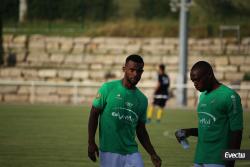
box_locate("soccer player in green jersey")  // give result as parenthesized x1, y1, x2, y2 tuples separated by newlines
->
(176, 61, 243, 167)
(88, 54, 162, 167)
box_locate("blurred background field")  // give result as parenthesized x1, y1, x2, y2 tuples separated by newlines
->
(0, 104, 249, 167)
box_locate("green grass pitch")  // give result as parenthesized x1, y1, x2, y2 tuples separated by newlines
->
(0, 104, 249, 167)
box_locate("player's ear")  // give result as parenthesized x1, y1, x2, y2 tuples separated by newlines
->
(122, 66, 125, 72)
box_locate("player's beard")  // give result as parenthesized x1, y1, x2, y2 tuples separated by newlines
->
(127, 76, 140, 87)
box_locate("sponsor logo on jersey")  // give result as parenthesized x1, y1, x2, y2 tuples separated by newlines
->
(111, 107, 138, 124)
(112, 112, 134, 123)
(199, 112, 216, 127)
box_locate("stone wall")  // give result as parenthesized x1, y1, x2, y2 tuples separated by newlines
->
(1, 35, 250, 108)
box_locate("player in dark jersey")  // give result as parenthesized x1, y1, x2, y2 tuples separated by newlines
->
(147, 64, 170, 123)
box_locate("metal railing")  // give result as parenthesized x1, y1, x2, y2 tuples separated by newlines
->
(1, 80, 250, 105)
(0, 80, 101, 104)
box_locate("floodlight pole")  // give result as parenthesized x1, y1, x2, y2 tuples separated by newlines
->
(177, 0, 189, 107)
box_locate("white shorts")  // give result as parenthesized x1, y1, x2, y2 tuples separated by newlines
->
(194, 163, 225, 167)
(100, 151, 144, 167)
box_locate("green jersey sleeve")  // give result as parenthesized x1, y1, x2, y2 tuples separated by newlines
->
(226, 92, 243, 131)
(92, 83, 108, 110)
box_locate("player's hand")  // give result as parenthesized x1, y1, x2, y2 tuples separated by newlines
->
(88, 141, 99, 162)
(175, 129, 187, 143)
(151, 154, 162, 167)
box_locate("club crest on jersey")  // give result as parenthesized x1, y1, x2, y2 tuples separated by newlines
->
(115, 93, 122, 100)
(125, 102, 133, 108)
(210, 99, 216, 104)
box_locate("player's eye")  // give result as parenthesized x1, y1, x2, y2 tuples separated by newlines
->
(137, 69, 144, 73)
(130, 69, 135, 72)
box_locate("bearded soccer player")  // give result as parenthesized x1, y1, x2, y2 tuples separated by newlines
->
(88, 54, 161, 167)
(176, 61, 243, 167)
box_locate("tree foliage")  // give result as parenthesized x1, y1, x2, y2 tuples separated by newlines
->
(1, 0, 19, 22)
(27, 0, 118, 21)
(136, 0, 175, 19)
(231, 0, 250, 15)
(195, 0, 246, 19)
(0, 0, 9, 65)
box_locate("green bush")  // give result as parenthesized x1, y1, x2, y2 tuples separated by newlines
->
(136, 0, 177, 19)
(232, 0, 250, 15)
(1, 0, 19, 22)
(84, 0, 119, 21)
(193, 0, 250, 21)
(27, 0, 118, 21)
(0, 15, 3, 65)
(28, 0, 60, 20)
(194, 0, 235, 19)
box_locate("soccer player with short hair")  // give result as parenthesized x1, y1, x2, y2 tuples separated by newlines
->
(176, 61, 243, 167)
(88, 54, 162, 167)
(147, 64, 170, 123)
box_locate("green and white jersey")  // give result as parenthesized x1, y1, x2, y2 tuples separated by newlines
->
(194, 84, 243, 164)
(92, 80, 148, 155)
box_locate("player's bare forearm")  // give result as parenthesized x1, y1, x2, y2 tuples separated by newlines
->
(136, 122, 156, 155)
(229, 130, 242, 149)
(184, 128, 198, 137)
(175, 128, 197, 143)
(225, 130, 243, 167)
(136, 122, 162, 167)
(88, 106, 101, 162)
(88, 106, 100, 143)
